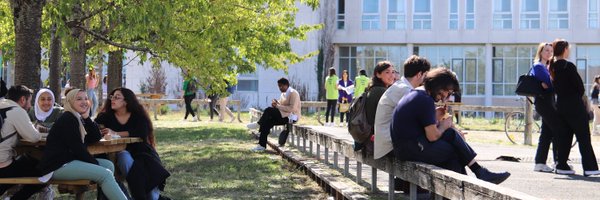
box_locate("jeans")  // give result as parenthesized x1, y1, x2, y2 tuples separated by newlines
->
(117, 151, 160, 200)
(52, 159, 127, 200)
(87, 88, 98, 117)
(325, 100, 336, 123)
(184, 94, 196, 119)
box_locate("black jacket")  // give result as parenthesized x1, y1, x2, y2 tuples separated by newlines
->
(38, 112, 102, 174)
(126, 143, 170, 199)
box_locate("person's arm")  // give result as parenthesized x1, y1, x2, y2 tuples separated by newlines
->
(57, 113, 99, 165)
(532, 64, 551, 89)
(277, 91, 300, 114)
(568, 63, 585, 97)
(11, 109, 43, 142)
(424, 117, 452, 142)
(82, 117, 101, 144)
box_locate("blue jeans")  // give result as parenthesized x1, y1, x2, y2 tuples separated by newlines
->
(87, 88, 98, 117)
(52, 159, 127, 200)
(117, 151, 160, 200)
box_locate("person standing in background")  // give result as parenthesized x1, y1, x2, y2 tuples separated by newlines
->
(590, 75, 600, 135)
(337, 70, 353, 127)
(218, 80, 236, 123)
(354, 69, 369, 98)
(324, 67, 339, 127)
(182, 76, 198, 122)
(85, 67, 98, 117)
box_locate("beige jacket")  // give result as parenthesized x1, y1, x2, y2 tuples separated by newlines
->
(277, 87, 302, 121)
(374, 77, 413, 159)
(0, 99, 44, 167)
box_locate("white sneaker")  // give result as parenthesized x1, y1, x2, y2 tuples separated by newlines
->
(555, 165, 576, 175)
(331, 122, 337, 127)
(246, 122, 259, 130)
(533, 164, 554, 173)
(324, 122, 329, 127)
(251, 145, 266, 152)
(584, 170, 600, 176)
(191, 116, 198, 122)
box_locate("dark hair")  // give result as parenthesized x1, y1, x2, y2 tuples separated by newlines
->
(6, 85, 33, 103)
(403, 55, 431, 78)
(549, 39, 570, 79)
(328, 67, 336, 76)
(595, 75, 600, 84)
(341, 70, 349, 80)
(359, 69, 366, 76)
(423, 68, 460, 100)
(370, 61, 393, 88)
(100, 87, 155, 147)
(277, 77, 290, 86)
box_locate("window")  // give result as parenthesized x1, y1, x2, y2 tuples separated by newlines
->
(548, 0, 568, 29)
(237, 80, 258, 91)
(590, 0, 599, 28)
(337, 0, 345, 29)
(465, 0, 475, 29)
(362, 0, 380, 30)
(339, 46, 407, 78)
(414, 46, 486, 96)
(493, 0, 512, 29)
(520, 0, 540, 29)
(492, 46, 537, 96)
(576, 46, 600, 90)
(449, 0, 459, 29)
(413, 0, 431, 29)
(387, 0, 406, 30)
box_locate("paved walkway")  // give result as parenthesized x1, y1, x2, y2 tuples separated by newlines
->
(283, 126, 600, 200)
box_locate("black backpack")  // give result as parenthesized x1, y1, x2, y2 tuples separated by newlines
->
(347, 91, 372, 143)
(186, 80, 197, 93)
(0, 106, 16, 143)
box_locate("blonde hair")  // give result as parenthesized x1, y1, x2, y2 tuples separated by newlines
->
(64, 89, 87, 142)
(534, 42, 552, 65)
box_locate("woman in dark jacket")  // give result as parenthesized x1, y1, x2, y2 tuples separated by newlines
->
(550, 39, 600, 176)
(38, 89, 127, 200)
(96, 88, 169, 200)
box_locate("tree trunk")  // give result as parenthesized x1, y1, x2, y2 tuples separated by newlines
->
(96, 50, 104, 107)
(10, 0, 46, 89)
(319, 0, 336, 100)
(107, 49, 122, 92)
(69, 26, 86, 89)
(49, 23, 62, 101)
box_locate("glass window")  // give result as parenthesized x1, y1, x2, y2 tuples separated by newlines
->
(576, 46, 600, 90)
(465, 0, 475, 29)
(237, 80, 258, 91)
(449, 0, 459, 29)
(492, 45, 537, 96)
(339, 46, 407, 79)
(493, 0, 512, 29)
(362, 0, 380, 30)
(548, 0, 569, 29)
(520, 0, 540, 29)
(388, 0, 406, 30)
(337, 0, 345, 29)
(590, 0, 599, 28)
(413, 0, 431, 29)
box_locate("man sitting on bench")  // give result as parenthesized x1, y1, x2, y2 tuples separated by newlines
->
(390, 68, 511, 184)
(247, 77, 301, 152)
(0, 85, 47, 199)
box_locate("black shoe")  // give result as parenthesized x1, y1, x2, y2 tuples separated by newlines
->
(353, 142, 364, 151)
(474, 168, 511, 184)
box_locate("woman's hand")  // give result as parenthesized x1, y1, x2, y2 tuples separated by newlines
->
(541, 82, 548, 89)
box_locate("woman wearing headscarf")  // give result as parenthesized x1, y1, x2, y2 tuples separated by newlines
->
(28, 89, 63, 133)
(38, 89, 127, 200)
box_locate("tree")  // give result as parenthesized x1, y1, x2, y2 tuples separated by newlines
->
(10, 0, 45, 89)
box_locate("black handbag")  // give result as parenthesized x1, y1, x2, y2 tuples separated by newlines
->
(515, 69, 543, 97)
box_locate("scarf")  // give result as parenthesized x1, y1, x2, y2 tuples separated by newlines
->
(34, 89, 55, 122)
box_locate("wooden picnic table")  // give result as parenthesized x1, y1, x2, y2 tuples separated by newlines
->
(18, 137, 143, 155)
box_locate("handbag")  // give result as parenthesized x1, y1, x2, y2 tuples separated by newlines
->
(515, 68, 544, 97)
(339, 100, 350, 113)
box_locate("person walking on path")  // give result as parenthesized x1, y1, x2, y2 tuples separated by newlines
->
(218, 80, 236, 123)
(550, 39, 600, 176)
(182, 76, 198, 122)
(590, 75, 600, 135)
(324, 67, 339, 126)
(390, 67, 511, 184)
(530, 42, 563, 173)
(337, 70, 353, 127)
(86, 67, 99, 117)
(354, 69, 369, 99)
(247, 78, 301, 152)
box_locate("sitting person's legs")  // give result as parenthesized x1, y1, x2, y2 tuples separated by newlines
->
(0, 155, 45, 199)
(257, 107, 288, 148)
(52, 159, 127, 200)
(117, 151, 160, 199)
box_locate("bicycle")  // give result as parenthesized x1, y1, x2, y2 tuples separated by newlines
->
(504, 97, 541, 144)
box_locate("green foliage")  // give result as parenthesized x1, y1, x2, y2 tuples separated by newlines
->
(159, 104, 170, 115)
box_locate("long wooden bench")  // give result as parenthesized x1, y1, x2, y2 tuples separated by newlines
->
(249, 108, 539, 200)
(0, 177, 95, 200)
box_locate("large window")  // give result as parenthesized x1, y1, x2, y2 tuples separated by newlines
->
(362, 0, 380, 30)
(413, 46, 486, 96)
(337, 0, 345, 29)
(413, 0, 431, 29)
(548, 0, 569, 29)
(465, 0, 475, 29)
(449, 0, 459, 29)
(493, 0, 512, 29)
(238, 72, 259, 92)
(590, 0, 599, 28)
(576, 46, 600, 90)
(387, 0, 406, 30)
(338, 46, 407, 79)
(520, 0, 540, 29)
(492, 46, 536, 96)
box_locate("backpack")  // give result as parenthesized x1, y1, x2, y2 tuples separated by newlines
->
(0, 106, 15, 143)
(347, 91, 372, 143)
(186, 80, 197, 93)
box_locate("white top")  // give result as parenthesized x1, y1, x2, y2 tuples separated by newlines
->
(373, 76, 413, 159)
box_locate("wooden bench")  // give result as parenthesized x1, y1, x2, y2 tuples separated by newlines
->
(0, 177, 95, 200)
(248, 109, 539, 200)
